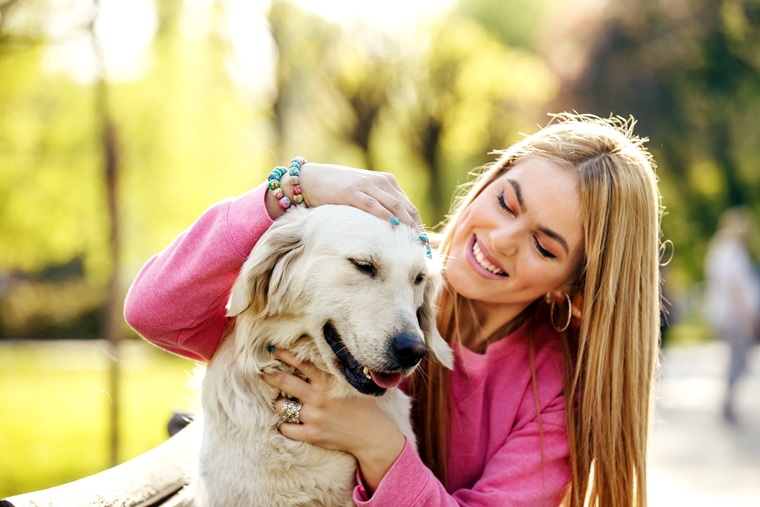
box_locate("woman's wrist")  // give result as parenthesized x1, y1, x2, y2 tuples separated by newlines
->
(295, 162, 320, 207)
(264, 158, 309, 220)
(264, 181, 289, 220)
(353, 420, 406, 495)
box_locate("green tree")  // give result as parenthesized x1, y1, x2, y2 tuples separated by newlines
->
(0, 0, 271, 337)
(390, 15, 560, 223)
(553, 0, 760, 280)
(267, 1, 560, 225)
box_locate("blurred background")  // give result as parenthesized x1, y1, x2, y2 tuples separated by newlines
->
(1, 0, 759, 503)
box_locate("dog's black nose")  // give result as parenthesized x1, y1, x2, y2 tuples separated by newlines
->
(391, 332, 427, 368)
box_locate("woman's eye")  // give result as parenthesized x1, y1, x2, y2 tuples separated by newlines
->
(498, 191, 515, 216)
(533, 237, 557, 260)
(350, 259, 377, 277)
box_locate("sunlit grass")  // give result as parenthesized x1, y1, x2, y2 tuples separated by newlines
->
(0, 339, 196, 498)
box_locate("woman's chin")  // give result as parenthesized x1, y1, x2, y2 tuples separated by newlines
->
(444, 260, 483, 300)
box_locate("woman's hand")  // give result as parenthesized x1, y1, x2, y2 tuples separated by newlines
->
(265, 162, 422, 230)
(262, 349, 406, 494)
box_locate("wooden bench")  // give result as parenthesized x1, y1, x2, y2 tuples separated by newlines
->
(2, 423, 199, 507)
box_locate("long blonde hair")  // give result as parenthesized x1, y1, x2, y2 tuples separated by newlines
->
(408, 113, 662, 507)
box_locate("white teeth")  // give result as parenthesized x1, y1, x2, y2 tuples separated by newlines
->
(363, 366, 372, 380)
(472, 241, 505, 275)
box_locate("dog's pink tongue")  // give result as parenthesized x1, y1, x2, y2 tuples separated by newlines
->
(370, 370, 402, 389)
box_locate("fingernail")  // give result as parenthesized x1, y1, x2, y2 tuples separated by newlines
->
(390, 216, 400, 226)
(267, 345, 276, 353)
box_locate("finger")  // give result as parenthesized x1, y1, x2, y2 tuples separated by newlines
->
(388, 199, 422, 230)
(379, 173, 422, 228)
(278, 421, 316, 444)
(375, 190, 419, 229)
(262, 370, 310, 399)
(350, 190, 420, 231)
(273, 349, 326, 383)
(274, 397, 307, 423)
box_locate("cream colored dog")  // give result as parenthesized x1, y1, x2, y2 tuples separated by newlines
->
(196, 205, 453, 507)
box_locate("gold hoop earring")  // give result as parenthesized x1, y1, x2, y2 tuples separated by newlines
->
(550, 292, 572, 332)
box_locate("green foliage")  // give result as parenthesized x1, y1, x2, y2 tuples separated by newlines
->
(416, 15, 559, 220)
(0, 44, 104, 277)
(3, 0, 745, 337)
(267, 2, 560, 224)
(454, 0, 551, 49)
(116, 0, 267, 277)
(0, 0, 272, 337)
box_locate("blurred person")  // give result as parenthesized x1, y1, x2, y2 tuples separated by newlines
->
(125, 114, 662, 507)
(704, 206, 760, 424)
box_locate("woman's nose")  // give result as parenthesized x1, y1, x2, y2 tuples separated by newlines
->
(491, 223, 520, 257)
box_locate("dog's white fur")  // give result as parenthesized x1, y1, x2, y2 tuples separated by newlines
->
(195, 205, 453, 507)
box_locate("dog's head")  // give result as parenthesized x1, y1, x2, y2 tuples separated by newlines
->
(227, 205, 453, 397)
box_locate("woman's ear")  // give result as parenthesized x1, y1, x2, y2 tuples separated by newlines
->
(548, 289, 567, 302)
(546, 289, 583, 329)
(420, 269, 454, 370)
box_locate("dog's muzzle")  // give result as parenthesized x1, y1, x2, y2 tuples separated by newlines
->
(323, 322, 423, 397)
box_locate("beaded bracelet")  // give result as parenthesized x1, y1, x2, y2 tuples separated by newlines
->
(267, 157, 308, 211)
(267, 165, 291, 210)
(288, 157, 307, 206)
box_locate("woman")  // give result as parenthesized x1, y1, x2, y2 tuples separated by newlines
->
(125, 113, 662, 506)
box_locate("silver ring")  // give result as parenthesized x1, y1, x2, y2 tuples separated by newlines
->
(281, 400, 302, 424)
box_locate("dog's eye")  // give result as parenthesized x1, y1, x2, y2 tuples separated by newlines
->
(350, 259, 377, 278)
(414, 273, 425, 285)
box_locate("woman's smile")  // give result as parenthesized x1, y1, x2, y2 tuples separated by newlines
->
(467, 236, 508, 278)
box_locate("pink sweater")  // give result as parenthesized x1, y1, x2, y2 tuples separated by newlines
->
(124, 184, 571, 506)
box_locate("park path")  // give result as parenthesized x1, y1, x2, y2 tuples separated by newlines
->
(648, 340, 760, 506)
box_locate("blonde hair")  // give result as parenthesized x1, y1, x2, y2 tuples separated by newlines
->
(408, 113, 662, 507)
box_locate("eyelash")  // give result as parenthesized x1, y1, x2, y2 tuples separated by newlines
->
(497, 190, 557, 260)
(533, 237, 557, 259)
(497, 190, 514, 216)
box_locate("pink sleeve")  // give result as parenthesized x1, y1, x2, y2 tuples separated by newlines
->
(354, 397, 569, 507)
(123, 183, 273, 362)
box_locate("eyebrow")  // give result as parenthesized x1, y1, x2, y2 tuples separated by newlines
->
(506, 178, 570, 255)
(539, 227, 569, 254)
(507, 179, 525, 210)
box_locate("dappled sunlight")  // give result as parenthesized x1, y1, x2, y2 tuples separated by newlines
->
(2, 0, 760, 501)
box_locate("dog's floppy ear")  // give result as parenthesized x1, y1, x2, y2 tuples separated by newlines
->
(228, 212, 307, 379)
(227, 213, 305, 318)
(419, 269, 454, 370)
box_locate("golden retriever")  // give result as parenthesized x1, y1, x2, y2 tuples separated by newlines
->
(195, 205, 453, 507)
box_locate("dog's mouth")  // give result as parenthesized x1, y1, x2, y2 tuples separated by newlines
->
(322, 322, 403, 397)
